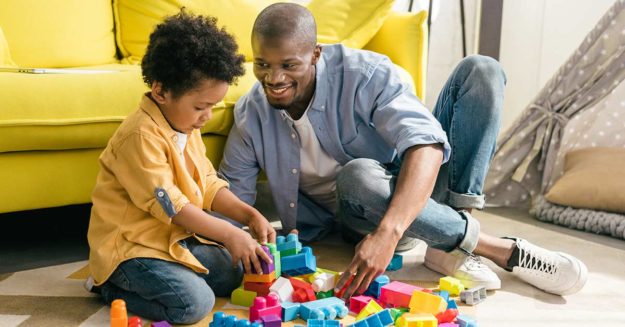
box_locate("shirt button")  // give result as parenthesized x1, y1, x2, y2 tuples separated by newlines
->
(292, 168, 298, 174)
(157, 191, 164, 197)
(291, 133, 296, 139)
(289, 202, 295, 208)
(172, 135, 178, 141)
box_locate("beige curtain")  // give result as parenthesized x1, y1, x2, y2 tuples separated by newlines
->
(484, 0, 625, 207)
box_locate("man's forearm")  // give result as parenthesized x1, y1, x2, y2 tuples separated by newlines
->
(377, 144, 444, 239)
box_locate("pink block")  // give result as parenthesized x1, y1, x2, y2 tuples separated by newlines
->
(349, 295, 376, 313)
(249, 294, 281, 322)
(439, 323, 460, 327)
(379, 281, 425, 308)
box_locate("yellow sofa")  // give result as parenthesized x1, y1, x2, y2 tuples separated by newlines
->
(0, 0, 427, 214)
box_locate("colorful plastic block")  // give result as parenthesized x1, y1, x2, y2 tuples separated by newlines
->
(395, 313, 437, 327)
(365, 275, 390, 298)
(459, 286, 487, 306)
(311, 272, 336, 292)
(447, 299, 457, 310)
(260, 314, 282, 327)
(244, 271, 276, 284)
(236, 320, 251, 327)
(456, 314, 478, 327)
(439, 277, 465, 296)
(110, 299, 127, 327)
(277, 233, 302, 256)
(355, 297, 383, 321)
(334, 273, 355, 299)
(300, 297, 349, 320)
(436, 309, 459, 324)
(249, 294, 281, 322)
(260, 245, 276, 274)
(267, 243, 281, 277)
(316, 290, 334, 299)
(349, 295, 377, 314)
(244, 281, 272, 296)
(289, 277, 317, 302)
(308, 319, 341, 327)
(390, 308, 409, 322)
(439, 323, 460, 327)
(151, 321, 173, 327)
(379, 281, 427, 308)
(270, 276, 294, 302)
(231, 286, 257, 307)
(347, 308, 393, 327)
(435, 290, 450, 302)
(408, 290, 447, 315)
(386, 254, 403, 271)
(281, 301, 301, 321)
(282, 246, 317, 276)
(128, 316, 142, 327)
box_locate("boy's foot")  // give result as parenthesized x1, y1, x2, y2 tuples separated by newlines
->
(504, 238, 587, 296)
(424, 247, 501, 290)
(84, 276, 101, 295)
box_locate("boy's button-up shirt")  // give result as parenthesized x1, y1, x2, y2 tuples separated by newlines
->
(219, 44, 450, 239)
(88, 95, 228, 285)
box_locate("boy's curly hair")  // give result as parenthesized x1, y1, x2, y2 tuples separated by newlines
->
(141, 11, 245, 98)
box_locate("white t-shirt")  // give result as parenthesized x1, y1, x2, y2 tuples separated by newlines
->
(174, 131, 188, 165)
(284, 100, 343, 213)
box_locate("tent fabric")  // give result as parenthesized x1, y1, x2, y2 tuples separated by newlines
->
(484, 0, 625, 208)
(532, 196, 625, 240)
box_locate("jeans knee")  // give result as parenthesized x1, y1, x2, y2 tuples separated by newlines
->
(167, 283, 214, 324)
(459, 55, 505, 84)
(336, 158, 378, 199)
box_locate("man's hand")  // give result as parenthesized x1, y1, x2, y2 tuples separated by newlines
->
(223, 229, 273, 274)
(246, 214, 277, 244)
(334, 230, 398, 298)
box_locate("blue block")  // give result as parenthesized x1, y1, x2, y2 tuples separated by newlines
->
(308, 320, 341, 327)
(281, 246, 316, 276)
(300, 297, 348, 320)
(250, 323, 262, 327)
(347, 309, 393, 327)
(365, 275, 390, 298)
(281, 301, 301, 322)
(236, 320, 251, 327)
(386, 254, 403, 271)
(457, 314, 478, 327)
(277, 233, 302, 255)
(209, 312, 226, 327)
(447, 299, 458, 309)
(351, 320, 368, 327)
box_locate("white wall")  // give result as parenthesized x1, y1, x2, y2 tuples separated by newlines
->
(499, 0, 616, 134)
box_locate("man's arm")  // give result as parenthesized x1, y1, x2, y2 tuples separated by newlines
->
(335, 143, 443, 297)
(219, 120, 260, 206)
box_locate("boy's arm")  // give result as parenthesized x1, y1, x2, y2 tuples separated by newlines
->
(172, 202, 272, 274)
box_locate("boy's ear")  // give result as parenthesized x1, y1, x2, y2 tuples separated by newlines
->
(151, 82, 167, 104)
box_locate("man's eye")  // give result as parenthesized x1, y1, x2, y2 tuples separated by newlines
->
(255, 63, 268, 68)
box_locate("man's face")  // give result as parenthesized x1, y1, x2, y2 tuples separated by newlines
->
(252, 35, 320, 111)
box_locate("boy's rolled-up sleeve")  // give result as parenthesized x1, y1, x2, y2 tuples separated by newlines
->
(109, 132, 190, 224)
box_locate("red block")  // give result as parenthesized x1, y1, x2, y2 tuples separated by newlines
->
(244, 282, 272, 296)
(335, 274, 354, 299)
(289, 277, 316, 303)
(436, 308, 459, 323)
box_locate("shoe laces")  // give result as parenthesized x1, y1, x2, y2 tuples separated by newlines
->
(517, 242, 557, 276)
(463, 254, 486, 271)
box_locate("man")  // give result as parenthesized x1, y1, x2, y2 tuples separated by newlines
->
(220, 2, 587, 298)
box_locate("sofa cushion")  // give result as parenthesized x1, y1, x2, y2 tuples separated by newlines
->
(0, 27, 16, 67)
(0, 0, 117, 68)
(307, 0, 394, 49)
(114, 0, 279, 63)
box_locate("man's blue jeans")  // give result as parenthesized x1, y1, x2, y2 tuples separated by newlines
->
(100, 238, 243, 324)
(336, 55, 505, 253)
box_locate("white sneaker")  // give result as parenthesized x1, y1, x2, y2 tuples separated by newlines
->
(507, 238, 588, 296)
(84, 275, 101, 294)
(424, 247, 501, 290)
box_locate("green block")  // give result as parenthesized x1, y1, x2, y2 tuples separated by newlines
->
(280, 248, 298, 257)
(390, 307, 409, 322)
(267, 243, 281, 276)
(315, 290, 334, 299)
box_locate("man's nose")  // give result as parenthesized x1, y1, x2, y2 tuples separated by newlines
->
(265, 69, 285, 84)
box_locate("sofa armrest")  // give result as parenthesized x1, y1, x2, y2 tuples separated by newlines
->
(363, 10, 428, 101)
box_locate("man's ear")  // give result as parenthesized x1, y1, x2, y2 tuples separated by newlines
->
(150, 82, 167, 104)
(311, 44, 322, 65)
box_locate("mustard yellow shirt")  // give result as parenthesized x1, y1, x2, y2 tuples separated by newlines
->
(88, 94, 229, 285)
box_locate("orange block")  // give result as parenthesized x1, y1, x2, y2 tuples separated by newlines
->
(244, 271, 276, 283)
(110, 299, 128, 327)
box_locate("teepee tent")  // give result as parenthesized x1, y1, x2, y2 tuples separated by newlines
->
(484, 0, 625, 238)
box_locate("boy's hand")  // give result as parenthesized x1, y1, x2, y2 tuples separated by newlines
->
(246, 214, 277, 244)
(334, 230, 397, 298)
(224, 229, 273, 274)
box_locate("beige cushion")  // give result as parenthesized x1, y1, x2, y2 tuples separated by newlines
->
(545, 147, 625, 214)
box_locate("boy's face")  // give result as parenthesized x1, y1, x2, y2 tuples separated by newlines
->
(252, 34, 320, 113)
(153, 78, 229, 134)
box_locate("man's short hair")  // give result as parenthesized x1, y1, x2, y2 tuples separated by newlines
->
(252, 3, 317, 50)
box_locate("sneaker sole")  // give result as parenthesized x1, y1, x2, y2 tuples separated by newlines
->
(424, 258, 502, 290)
(557, 252, 588, 296)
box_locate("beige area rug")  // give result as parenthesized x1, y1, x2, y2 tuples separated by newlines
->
(1, 209, 625, 326)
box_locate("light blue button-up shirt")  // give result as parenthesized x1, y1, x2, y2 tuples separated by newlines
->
(219, 44, 450, 236)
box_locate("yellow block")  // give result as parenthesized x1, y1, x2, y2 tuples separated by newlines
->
(439, 276, 465, 296)
(355, 298, 383, 321)
(408, 290, 447, 315)
(231, 286, 257, 307)
(396, 313, 437, 327)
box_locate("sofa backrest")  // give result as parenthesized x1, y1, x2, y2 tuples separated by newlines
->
(0, 0, 117, 68)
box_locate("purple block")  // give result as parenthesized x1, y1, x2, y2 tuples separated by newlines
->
(260, 314, 282, 327)
(151, 321, 173, 327)
(260, 245, 275, 274)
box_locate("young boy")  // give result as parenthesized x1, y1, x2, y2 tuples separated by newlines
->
(86, 12, 276, 324)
